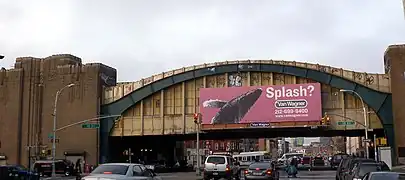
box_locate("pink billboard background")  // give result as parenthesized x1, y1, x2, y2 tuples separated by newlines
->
(199, 83, 322, 124)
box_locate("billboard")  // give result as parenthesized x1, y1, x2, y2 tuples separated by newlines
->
(199, 83, 322, 124)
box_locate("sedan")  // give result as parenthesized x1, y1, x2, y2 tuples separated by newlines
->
(362, 171, 405, 180)
(244, 162, 279, 180)
(81, 163, 162, 180)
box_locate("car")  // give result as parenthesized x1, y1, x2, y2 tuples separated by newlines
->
(336, 157, 352, 180)
(298, 156, 312, 169)
(277, 153, 304, 167)
(0, 165, 39, 179)
(81, 163, 162, 180)
(144, 160, 167, 173)
(346, 161, 390, 180)
(338, 158, 377, 180)
(203, 155, 240, 180)
(330, 153, 349, 169)
(33, 159, 74, 177)
(312, 156, 324, 166)
(243, 161, 279, 180)
(362, 171, 405, 180)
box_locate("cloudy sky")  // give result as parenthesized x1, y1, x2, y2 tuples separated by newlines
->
(1, 0, 404, 81)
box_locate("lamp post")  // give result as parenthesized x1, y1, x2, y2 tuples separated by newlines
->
(340, 89, 369, 159)
(51, 83, 75, 177)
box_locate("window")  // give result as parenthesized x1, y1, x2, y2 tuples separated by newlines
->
(370, 173, 405, 180)
(215, 143, 219, 150)
(91, 165, 129, 175)
(206, 156, 226, 164)
(249, 163, 271, 170)
(227, 157, 232, 165)
(139, 165, 147, 171)
(133, 165, 143, 176)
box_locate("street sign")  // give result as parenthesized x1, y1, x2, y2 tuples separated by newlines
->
(337, 121, 355, 126)
(81, 123, 100, 129)
(48, 133, 54, 138)
(363, 139, 372, 143)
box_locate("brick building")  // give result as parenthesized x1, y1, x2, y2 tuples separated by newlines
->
(0, 55, 116, 167)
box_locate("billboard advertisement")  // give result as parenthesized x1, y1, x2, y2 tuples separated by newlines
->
(200, 83, 322, 124)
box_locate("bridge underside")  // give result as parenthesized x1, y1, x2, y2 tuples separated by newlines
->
(112, 127, 385, 141)
(107, 128, 385, 164)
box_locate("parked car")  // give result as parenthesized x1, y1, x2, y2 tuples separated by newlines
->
(362, 171, 405, 180)
(33, 159, 74, 177)
(244, 161, 279, 180)
(346, 161, 390, 180)
(203, 155, 240, 180)
(330, 153, 349, 169)
(0, 165, 40, 180)
(82, 163, 162, 180)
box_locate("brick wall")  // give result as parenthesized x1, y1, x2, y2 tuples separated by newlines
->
(0, 54, 116, 166)
(385, 45, 405, 164)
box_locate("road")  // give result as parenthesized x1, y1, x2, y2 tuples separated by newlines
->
(43, 170, 336, 180)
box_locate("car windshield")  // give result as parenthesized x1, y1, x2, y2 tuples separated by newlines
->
(334, 155, 348, 160)
(370, 173, 405, 180)
(206, 156, 225, 164)
(249, 163, 270, 170)
(359, 164, 384, 177)
(91, 165, 129, 175)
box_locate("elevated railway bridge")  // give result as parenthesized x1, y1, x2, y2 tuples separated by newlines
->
(100, 45, 405, 164)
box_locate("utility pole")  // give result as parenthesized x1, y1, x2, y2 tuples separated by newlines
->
(340, 89, 369, 159)
(52, 83, 75, 177)
(193, 113, 202, 176)
(374, 134, 378, 161)
(282, 138, 286, 154)
(124, 148, 133, 163)
(129, 148, 132, 163)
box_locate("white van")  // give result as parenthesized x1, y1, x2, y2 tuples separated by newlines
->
(203, 155, 240, 180)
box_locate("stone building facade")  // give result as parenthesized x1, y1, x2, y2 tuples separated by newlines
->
(0, 55, 116, 167)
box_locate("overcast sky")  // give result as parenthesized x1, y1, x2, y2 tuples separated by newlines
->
(1, 0, 405, 81)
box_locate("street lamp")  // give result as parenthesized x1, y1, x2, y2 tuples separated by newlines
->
(52, 83, 75, 177)
(340, 89, 369, 159)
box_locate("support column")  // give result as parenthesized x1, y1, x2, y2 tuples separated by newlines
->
(161, 90, 164, 134)
(182, 82, 186, 134)
(140, 100, 144, 135)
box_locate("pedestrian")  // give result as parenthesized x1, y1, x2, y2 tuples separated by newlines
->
(75, 159, 82, 180)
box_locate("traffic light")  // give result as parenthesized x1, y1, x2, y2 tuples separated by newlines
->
(321, 117, 326, 125)
(320, 115, 330, 125)
(325, 116, 330, 125)
(193, 113, 200, 124)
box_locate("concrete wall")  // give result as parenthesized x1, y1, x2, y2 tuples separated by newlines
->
(0, 55, 116, 166)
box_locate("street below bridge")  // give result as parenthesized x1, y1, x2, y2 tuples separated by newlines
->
(46, 170, 335, 180)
